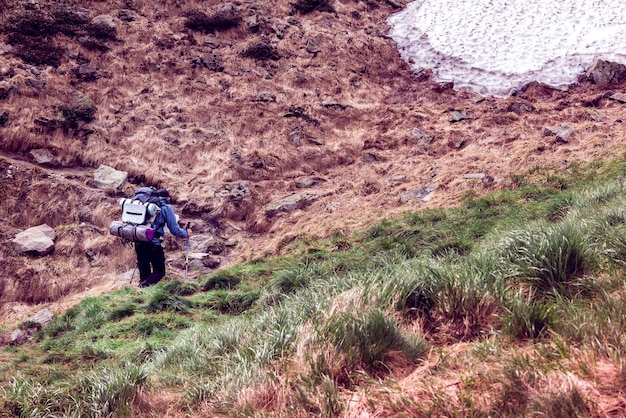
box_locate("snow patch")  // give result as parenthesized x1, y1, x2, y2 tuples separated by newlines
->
(388, 0, 626, 96)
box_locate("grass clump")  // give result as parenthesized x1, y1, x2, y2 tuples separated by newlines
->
(322, 308, 426, 372)
(59, 91, 97, 129)
(146, 290, 194, 314)
(162, 279, 199, 296)
(107, 303, 137, 321)
(79, 363, 147, 417)
(2, 4, 115, 67)
(292, 0, 335, 14)
(201, 289, 260, 314)
(503, 290, 556, 339)
(500, 221, 595, 297)
(183, 7, 241, 33)
(6, 33, 65, 67)
(198, 271, 241, 290)
(241, 41, 281, 61)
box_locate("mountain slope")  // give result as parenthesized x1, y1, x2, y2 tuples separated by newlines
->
(1, 0, 626, 323)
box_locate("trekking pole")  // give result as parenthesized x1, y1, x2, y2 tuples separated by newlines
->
(129, 262, 137, 284)
(185, 222, 190, 281)
(129, 242, 137, 284)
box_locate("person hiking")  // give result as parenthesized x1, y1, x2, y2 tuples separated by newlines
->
(135, 188, 192, 287)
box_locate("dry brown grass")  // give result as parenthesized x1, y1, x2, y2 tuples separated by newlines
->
(1, 0, 626, 367)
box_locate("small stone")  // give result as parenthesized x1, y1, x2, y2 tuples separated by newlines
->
(449, 111, 468, 122)
(464, 173, 486, 180)
(400, 185, 436, 203)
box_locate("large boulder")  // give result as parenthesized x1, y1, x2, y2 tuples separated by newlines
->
(94, 164, 127, 189)
(586, 60, 626, 85)
(28, 148, 55, 165)
(13, 224, 56, 256)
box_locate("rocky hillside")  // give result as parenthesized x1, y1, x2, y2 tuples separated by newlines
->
(2, 0, 626, 326)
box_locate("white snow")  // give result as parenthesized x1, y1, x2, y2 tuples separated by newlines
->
(387, 0, 626, 96)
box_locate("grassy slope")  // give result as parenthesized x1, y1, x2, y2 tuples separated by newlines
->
(3, 155, 626, 417)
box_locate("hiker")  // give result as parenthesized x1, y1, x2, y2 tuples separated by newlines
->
(135, 188, 192, 287)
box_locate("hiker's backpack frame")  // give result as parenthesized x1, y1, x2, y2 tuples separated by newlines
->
(109, 187, 162, 242)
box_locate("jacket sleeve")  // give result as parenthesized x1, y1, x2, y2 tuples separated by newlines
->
(162, 205, 189, 238)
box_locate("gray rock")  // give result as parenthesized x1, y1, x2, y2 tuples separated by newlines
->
(541, 126, 559, 136)
(482, 175, 495, 185)
(464, 173, 486, 180)
(273, 23, 289, 39)
(449, 110, 468, 122)
(246, 14, 259, 32)
(508, 102, 535, 115)
(306, 35, 322, 54)
(29, 148, 55, 164)
(94, 164, 127, 189)
(77, 64, 97, 81)
(288, 129, 302, 147)
(400, 185, 436, 203)
(203, 255, 221, 269)
(118, 9, 139, 22)
(27, 79, 46, 89)
(8, 330, 28, 346)
(200, 53, 223, 72)
(203, 35, 220, 48)
(25, 308, 54, 328)
(189, 235, 225, 254)
(186, 254, 206, 270)
(586, 60, 626, 85)
(13, 329, 29, 344)
(609, 92, 626, 103)
(556, 123, 575, 143)
(116, 269, 136, 282)
(256, 91, 276, 102)
(266, 192, 320, 217)
(13, 224, 56, 256)
(388, 175, 409, 184)
(307, 137, 324, 146)
(188, 252, 209, 261)
(296, 178, 323, 188)
(92, 14, 116, 30)
(412, 128, 433, 144)
(215, 181, 250, 201)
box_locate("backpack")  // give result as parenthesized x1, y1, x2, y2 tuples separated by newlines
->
(109, 187, 163, 242)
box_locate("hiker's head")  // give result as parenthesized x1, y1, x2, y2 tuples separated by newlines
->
(157, 188, 170, 203)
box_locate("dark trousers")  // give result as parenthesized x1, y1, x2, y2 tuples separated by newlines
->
(135, 241, 166, 286)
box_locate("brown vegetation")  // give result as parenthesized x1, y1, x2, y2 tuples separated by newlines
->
(0, 0, 624, 310)
(1, 0, 626, 412)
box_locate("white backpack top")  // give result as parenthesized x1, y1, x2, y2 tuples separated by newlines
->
(119, 198, 160, 225)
